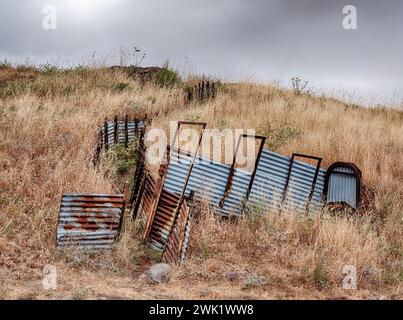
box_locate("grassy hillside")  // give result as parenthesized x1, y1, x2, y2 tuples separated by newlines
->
(0, 65, 401, 299)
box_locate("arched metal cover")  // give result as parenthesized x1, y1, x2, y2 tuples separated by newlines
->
(324, 162, 362, 209)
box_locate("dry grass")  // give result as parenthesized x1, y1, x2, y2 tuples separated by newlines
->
(0, 66, 401, 299)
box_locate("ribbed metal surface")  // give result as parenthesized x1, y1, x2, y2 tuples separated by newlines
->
(163, 148, 327, 216)
(163, 148, 251, 216)
(101, 120, 144, 145)
(99, 120, 145, 148)
(149, 189, 179, 251)
(136, 172, 157, 233)
(56, 194, 124, 250)
(327, 166, 358, 208)
(162, 197, 191, 264)
(180, 218, 191, 263)
(249, 150, 326, 214)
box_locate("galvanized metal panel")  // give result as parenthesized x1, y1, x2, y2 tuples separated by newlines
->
(163, 148, 251, 216)
(248, 150, 291, 212)
(180, 217, 192, 262)
(161, 148, 329, 215)
(101, 120, 145, 148)
(327, 166, 358, 208)
(56, 193, 124, 250)
(241, 150, 327, 214)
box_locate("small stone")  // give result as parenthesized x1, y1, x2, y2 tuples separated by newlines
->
(199, 288, 210, 297)
(225, 271, 239, 282)
(146, 263, 171, 284)
(242, 273, 267, 289)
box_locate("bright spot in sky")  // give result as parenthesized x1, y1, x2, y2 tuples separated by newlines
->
(59, 0, 118, 19)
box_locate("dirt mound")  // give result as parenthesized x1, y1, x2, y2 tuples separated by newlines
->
(0, 68, 37, 85)
(109, 66, 162, 83)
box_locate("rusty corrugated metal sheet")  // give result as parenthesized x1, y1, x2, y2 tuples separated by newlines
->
(56, 193, 125, 250)
(142, 166, 168, 242)
(149, 189, 181, 251)
(129, 125, 363, 262)
(132, 161, 193, 258)
(162, 197, 192, 264)
(134, 170, 157, 234)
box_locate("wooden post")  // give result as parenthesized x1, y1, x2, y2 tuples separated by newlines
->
(124, 114, 129, 148)
(114, 115, 119, 145)
(187, 87, 192, 103)
(135, 119, 139, 136)
(104, 118, 109, 151)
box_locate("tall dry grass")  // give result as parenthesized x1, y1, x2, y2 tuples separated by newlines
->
(0, 66, 401, 299)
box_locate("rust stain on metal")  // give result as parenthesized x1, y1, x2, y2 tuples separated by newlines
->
(162, 192, 193, 264)
(143, 164, 168, 241)
(148, 189, 179, 251)
(56, 193, 125, 250)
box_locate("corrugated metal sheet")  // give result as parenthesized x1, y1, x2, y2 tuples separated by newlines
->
(56, 193, 125, 250)
(148, 189, 179, 251)
(162, 148, 327, 215)
(129, 130, 146, 206)
(161, 195, 192, 263)
(101, 119, 145, 148)
(135, 171, 157, 234)
(131, 161, 194, 259)
(142, 167, 167, 242)
(163, 148, 251, 216)
(93, 117, 147, 165)
(325, 164, 360, 209)
(248, 150, 326, 214)
(180, 216, 192, 262)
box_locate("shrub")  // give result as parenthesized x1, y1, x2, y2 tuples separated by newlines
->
(156, 62, 181, 88)
(259, 123, 300, 150)
(113, 82, 130, 92)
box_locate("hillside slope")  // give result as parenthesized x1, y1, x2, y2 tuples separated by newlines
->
(0, 66, 401, 299)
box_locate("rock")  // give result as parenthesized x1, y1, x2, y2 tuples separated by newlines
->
(68, 253, 85, 265)
(199, 288, 210, 297)
(146, 263, 171, 284)
(225, 271, 239, 282)
(242, 273, 267, 289)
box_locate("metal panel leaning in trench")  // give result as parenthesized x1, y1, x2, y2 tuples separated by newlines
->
(133, 170, 157, 233)
(93, 115, 148, 165)
(248, 150, 327, 214)
(145, 121, 205, 251)
(163, 148, 252, 216)
(56, 193, 125, 250)
(163, 147, 329, 216)
(149, 189, 185, 252)
(131, 164, 193, 258)
(102, 118, 145, 149)
(162, 196, 192, 264)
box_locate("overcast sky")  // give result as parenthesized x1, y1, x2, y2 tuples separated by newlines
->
(1, 0, 402, 105)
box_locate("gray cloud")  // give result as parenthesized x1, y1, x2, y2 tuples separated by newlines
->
(0, 0, 402, 104)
